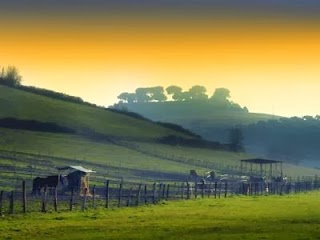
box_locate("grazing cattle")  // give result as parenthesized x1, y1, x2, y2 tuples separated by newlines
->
(32, 175, 63, 195)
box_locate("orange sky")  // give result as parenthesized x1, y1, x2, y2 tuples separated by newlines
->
(1, 15, 320, 117)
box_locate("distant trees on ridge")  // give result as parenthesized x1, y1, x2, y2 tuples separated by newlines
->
(116, 85, 248, 112)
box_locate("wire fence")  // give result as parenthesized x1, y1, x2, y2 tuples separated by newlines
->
(1, 177, 319, 216)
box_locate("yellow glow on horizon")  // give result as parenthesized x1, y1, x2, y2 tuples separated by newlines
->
(1, 18, 320, 116)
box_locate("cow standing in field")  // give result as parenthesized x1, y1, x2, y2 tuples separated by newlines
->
(31, 175, 63, 196)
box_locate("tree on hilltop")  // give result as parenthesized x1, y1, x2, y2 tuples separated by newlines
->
(135, 88, 151, 103)
(210, 88, 231, 103)
(117, 92, 137, 104)
(0, 65, 22, 86)
(149, 86, 167, 102)
(166, 85, 183, 101)
(188, 85, 208, 101)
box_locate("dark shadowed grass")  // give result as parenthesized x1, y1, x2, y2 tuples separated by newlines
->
(1, 192, 320, 240)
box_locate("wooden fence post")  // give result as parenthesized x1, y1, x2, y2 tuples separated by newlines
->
(201, 181, 205, 198)
(81, 188, 88, 211)
(105, 180, 110, 209)
(118, 182, 123, 208)
(194, 182, 198, 199)
(92, 185, 96, 209)
(41, 186, 47, 213)
(181, 182, 184, 199)
(224, 182, 228, 198)
(214, 182, 217, 199)
(166, 184, 170, 200)
(218, 182, 222, 199)
(162, 184, 166, 200)
(127, 188, 133, 207)
(144, 185, 147, 204)
(69, 188, 74, 211)
(187, 182, 190, 200)
(153, 183, 157, 204)
(136, 184, 142, 206)
(22, 180, 27, 213)
(9, 191, 14, 214)
(0, 191, 3, 216)
(53, 187, 58, 212)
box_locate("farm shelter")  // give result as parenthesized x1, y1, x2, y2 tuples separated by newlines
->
(240, 158, 283, 177)
(57, 166, 95, 195)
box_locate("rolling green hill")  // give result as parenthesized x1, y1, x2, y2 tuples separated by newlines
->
(0, 85, 192, 140)
(0, 85, 318, 191)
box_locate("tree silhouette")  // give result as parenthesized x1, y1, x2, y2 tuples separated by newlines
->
(0, 65, 22, 86)
(117, 92, 137, 104)
(166, 85, 183, 101)
(149, 86, 167, 102)
(135, 88, 151, 103)
(210, 88, 230, 103)
(229, 127, 244, 152)
(188, 85, 208, 100)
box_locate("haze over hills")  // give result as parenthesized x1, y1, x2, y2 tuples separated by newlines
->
(113, 85, 320, 167)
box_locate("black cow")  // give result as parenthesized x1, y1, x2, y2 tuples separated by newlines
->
(32, 175, 64, 195)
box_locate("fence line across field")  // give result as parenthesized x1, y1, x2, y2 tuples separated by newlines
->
(0, 177, 319, 215)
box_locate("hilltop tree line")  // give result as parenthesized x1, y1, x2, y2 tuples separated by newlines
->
(117, 85, 248, 112)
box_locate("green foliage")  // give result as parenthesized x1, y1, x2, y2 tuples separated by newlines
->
(210, 87, 230, 103)
(188, 85, 208, 100)
(0, 65, 22, 86)
(166, 85, 183, 101)
(117, 85, 245, 109)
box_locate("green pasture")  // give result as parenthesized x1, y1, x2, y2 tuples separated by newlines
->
(1, 192, 320, 240)
(0, 127, 319, 190)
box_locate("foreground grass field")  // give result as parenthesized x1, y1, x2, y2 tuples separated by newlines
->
(1, 192, 320, 240)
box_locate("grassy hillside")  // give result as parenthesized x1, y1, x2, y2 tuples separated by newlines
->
(1, 127, 319, 191)
(0, 85, 191, 140)
(0, 85, 319, 191)
(1, 192, 320, 239)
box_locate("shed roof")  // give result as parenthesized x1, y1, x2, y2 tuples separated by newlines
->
(240, 158, 282, 164)
(57, 165, 96, 173)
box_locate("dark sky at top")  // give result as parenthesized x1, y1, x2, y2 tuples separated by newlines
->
(1, 0, 320, 19)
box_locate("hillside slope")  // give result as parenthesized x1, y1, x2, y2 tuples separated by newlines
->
(0, 85, 192, 140)
(0, 85, 318, 191)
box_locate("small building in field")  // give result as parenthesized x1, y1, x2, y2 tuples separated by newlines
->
(240, 158, 283, 177)
(57, 165, 95, 195)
